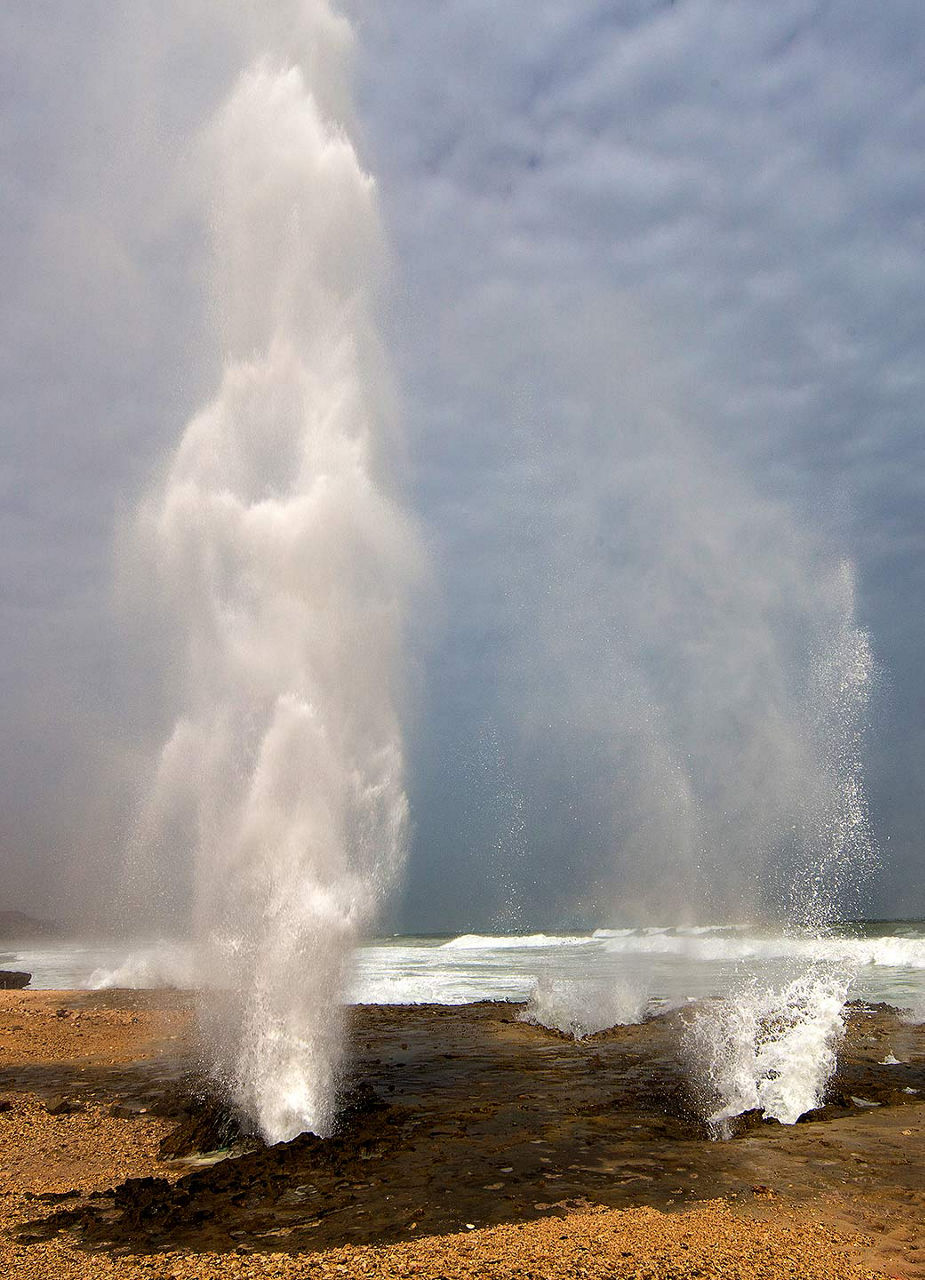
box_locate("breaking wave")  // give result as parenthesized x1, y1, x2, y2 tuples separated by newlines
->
(440, 933, 596, 950)
(604, 931, 925, 968)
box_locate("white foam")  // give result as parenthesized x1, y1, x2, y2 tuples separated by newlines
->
(439, 933, 595, 951)
(676, 924, 744, 936)
(684, 968, 850, 1128)
(603, 931, 925, 968)
(352, 972, 530, 1005)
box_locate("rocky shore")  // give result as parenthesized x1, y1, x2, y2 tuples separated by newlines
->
(1, 989, 922, 1278)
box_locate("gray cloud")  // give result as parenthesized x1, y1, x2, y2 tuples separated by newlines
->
(1, 1, 923, 928)
(350, 0, 925, 925)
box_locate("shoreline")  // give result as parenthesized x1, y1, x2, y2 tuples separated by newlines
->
(1, 990, 922, 1277)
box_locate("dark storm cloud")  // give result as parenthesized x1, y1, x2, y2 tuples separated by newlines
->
(1, 1, 923, 926)
(348, 0, 925, 924)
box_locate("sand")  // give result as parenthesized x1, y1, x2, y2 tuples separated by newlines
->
(1, 989, 921, 1279)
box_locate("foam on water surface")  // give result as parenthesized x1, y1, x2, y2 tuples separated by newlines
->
(602, 931, 925, 967)
(11, 922, 922, 1019)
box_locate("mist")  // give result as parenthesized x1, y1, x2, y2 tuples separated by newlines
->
(402, 285, 874, 930)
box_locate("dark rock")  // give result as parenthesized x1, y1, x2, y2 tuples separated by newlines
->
(826, 1088, 854, 1108)
(796, 1102, 854, 1124)
(846, 999, 903, 1015)
(45, 1097, 82, 1116)
(16, 997, 925, 1259)
(336, 1077, 390, 1127)
(158, 1098, 249, 1159)
(111, 1176, 180, 1231)
(0, 1099, 12, 1112)
(796, 1106, 835, 1123)
(725, 1108, 779, 1137)
(885, 1088, 916, 1106)
(0, 970, 31, 989)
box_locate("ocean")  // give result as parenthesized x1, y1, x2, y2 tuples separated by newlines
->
(5, 921, 925, 1023)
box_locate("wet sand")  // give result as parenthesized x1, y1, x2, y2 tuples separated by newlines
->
(1, 989, 923, 1278)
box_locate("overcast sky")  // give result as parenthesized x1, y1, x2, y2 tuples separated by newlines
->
(2, 1, 924, 930)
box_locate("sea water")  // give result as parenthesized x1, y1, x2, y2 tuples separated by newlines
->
(7, 922, 925, 1016)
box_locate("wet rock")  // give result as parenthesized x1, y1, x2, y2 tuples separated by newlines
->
(846, 999, 903, 1015)
(722, 1109, 783, 1138)
(158, 1097, 249, 1159)
(336, 1077, 391, 1128)
(0, 970, 31, 989)
(885, 1088, 917, 1106)
(824, 1089, 854, 1108)
(14, 996, 925, 1258)
(111, 1176, 187, 1232)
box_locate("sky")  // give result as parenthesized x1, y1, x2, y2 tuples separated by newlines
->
(1, 0, 924, 930)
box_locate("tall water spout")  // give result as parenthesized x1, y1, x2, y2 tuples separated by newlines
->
(132, 6, 418, 1143)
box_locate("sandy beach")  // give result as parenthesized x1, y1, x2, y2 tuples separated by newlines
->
(1, 989, 922, 1279)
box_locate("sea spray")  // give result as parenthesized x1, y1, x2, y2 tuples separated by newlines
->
(520, 975, 649, 1039)
(132, 9, 418, 1143)
(466, 721, 529, 932)
(787, 562, 877, 928)
(684, 969, 850, 1132)
(684, 565, 877, 1129)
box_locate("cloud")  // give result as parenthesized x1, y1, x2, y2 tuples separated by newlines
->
(350, 0, 925, 924)
(1, 0, 923, 926)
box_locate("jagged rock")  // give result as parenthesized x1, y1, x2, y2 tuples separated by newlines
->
(723, 1108, 783, 1137)
(158, 1098, 248, 1159)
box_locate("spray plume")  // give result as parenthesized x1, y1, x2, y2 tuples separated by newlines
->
(132, 3, 418, 1143)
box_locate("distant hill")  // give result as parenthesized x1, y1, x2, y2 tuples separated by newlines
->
(0, 910, 64, 940)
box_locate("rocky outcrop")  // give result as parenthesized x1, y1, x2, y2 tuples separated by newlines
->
(0, 970, 31, 989)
